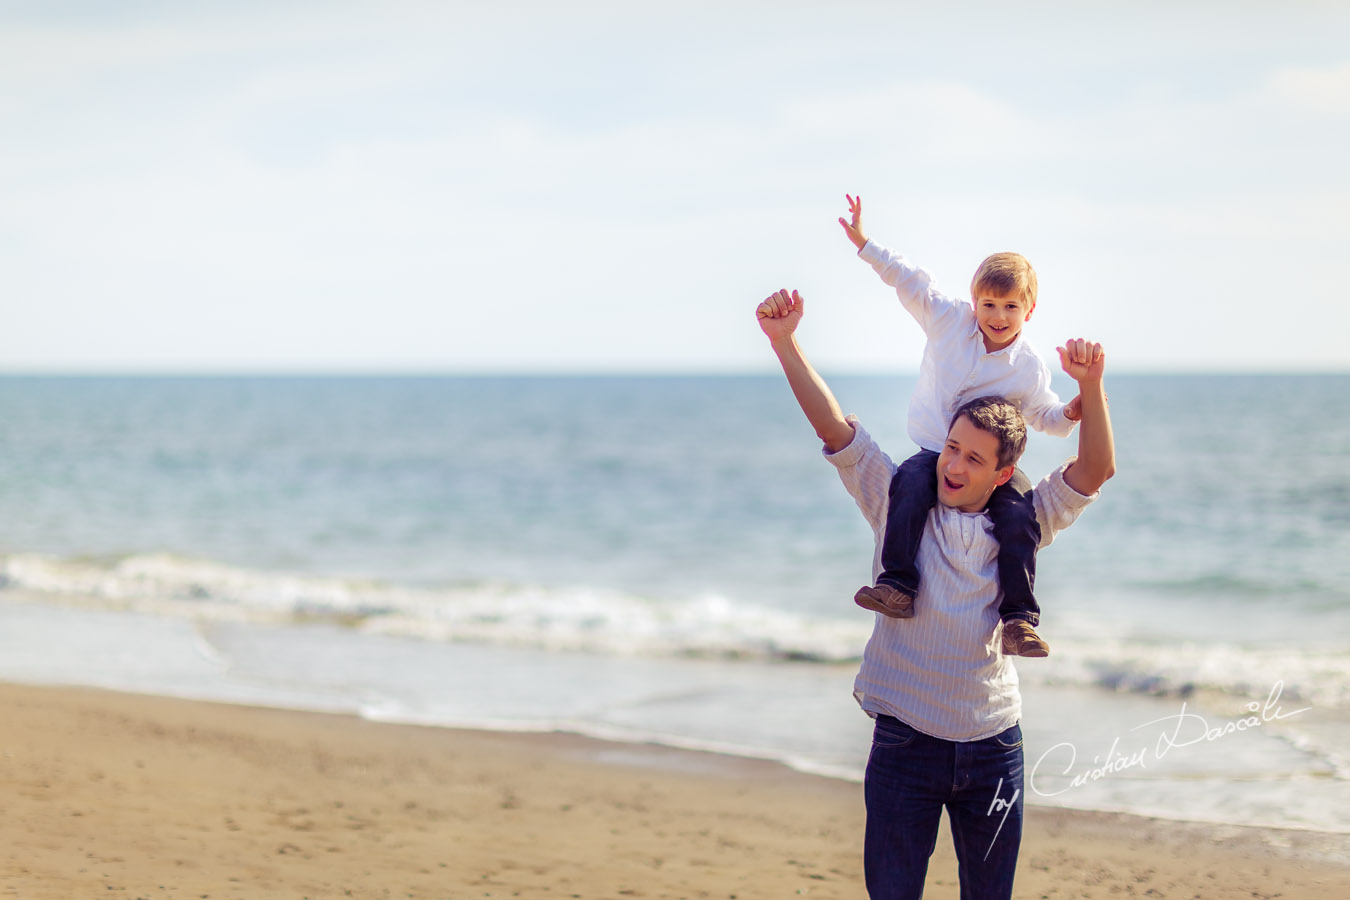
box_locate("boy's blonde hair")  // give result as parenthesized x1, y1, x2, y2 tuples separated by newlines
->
(970, 253, 1037, 306)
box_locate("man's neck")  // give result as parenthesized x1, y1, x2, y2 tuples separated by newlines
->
(941, 493, 994, 515)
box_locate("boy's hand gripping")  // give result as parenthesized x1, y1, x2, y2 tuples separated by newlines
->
(838, 194, 868, 251)
(1063, 394, 1082, 421)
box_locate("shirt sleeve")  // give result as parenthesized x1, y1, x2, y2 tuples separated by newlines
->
(1031, 460, 1098, 548)
(821, 417, 897, 535)
(1019, 355, 1077, 438)
(858, 240, 970, 337)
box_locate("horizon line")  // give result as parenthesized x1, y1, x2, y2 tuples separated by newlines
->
(0, 367, 1347, 378)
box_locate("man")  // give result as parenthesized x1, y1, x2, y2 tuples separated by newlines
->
(756, 288, 1115, 899)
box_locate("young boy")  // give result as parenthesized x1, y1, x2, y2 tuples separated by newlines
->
(839, 195, 1081, 657)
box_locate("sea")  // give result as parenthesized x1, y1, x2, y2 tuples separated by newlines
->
(0, 373, 1347, 836)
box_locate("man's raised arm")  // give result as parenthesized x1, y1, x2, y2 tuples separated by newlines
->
(756, 289, 856, 454)
(1056, 339, 1116, 496)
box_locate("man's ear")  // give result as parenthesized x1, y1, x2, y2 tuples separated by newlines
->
(994, 464, 1015, 487)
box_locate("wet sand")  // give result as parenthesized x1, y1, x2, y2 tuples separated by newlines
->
(0, 682, 1345, 899)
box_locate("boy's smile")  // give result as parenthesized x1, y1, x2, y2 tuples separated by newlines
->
(974, 291, 1034, 353)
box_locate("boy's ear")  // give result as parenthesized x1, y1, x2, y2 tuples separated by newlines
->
(994, 464, 1016, 487)
(1024, 299, 1036, 321)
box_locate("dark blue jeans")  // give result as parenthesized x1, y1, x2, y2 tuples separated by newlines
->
(864, 715, 1024, 900)
(880, 449, 1042, 625)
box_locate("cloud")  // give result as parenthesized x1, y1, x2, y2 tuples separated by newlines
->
(1, 3, 1347, 371)
(1260, 61, 1350, 116)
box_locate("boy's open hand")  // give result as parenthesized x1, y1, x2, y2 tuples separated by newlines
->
(839, 194, 868, 251)
(757, 289, 804, 343)
(1057, 339, 1105, 384)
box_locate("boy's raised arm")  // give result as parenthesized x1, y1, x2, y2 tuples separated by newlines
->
(757, 289, 856, 453)
(1057, 339, 1116, 496)
(840, 194, 954, 334)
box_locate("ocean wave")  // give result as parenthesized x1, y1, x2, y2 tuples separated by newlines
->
(1020, 640, 1350, 709)
(0, 552, 870, 663)
(2, 551, 1347, 709)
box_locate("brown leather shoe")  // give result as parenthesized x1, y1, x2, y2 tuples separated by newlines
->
(853, 584, 916, 619)
(1001, 620, 1050, 657)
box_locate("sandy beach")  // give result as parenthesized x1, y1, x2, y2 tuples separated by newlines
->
(1, 683, 1346, 899)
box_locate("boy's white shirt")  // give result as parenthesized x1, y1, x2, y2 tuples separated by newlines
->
(859, 240, 1075, 452)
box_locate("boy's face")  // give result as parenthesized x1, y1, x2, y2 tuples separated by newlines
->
(973, 290, 1035, 353)
(936, 415, 1015, 513)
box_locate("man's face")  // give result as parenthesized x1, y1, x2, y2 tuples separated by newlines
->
(973, 290, 1034, 352)
(936, 415, 1015, 512)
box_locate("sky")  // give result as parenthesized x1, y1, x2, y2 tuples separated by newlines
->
(2, 0, 1348, 373)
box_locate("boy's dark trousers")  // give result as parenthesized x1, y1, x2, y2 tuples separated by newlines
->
(879, 449, 1042, 625)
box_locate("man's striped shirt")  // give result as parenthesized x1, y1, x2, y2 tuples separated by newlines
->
(825, 417, 1097, 741)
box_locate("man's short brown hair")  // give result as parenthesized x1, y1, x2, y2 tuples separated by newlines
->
(970, 252, 1037, 306)
(948, 396, 1027, 469)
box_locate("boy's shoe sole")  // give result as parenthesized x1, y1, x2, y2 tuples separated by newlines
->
(1001, 620, 1050, 657)
(854, 584, 916, 619)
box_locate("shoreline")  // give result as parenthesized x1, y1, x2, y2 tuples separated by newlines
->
(2, 682, 1347, 899)
(5, 587, 1346, 839)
